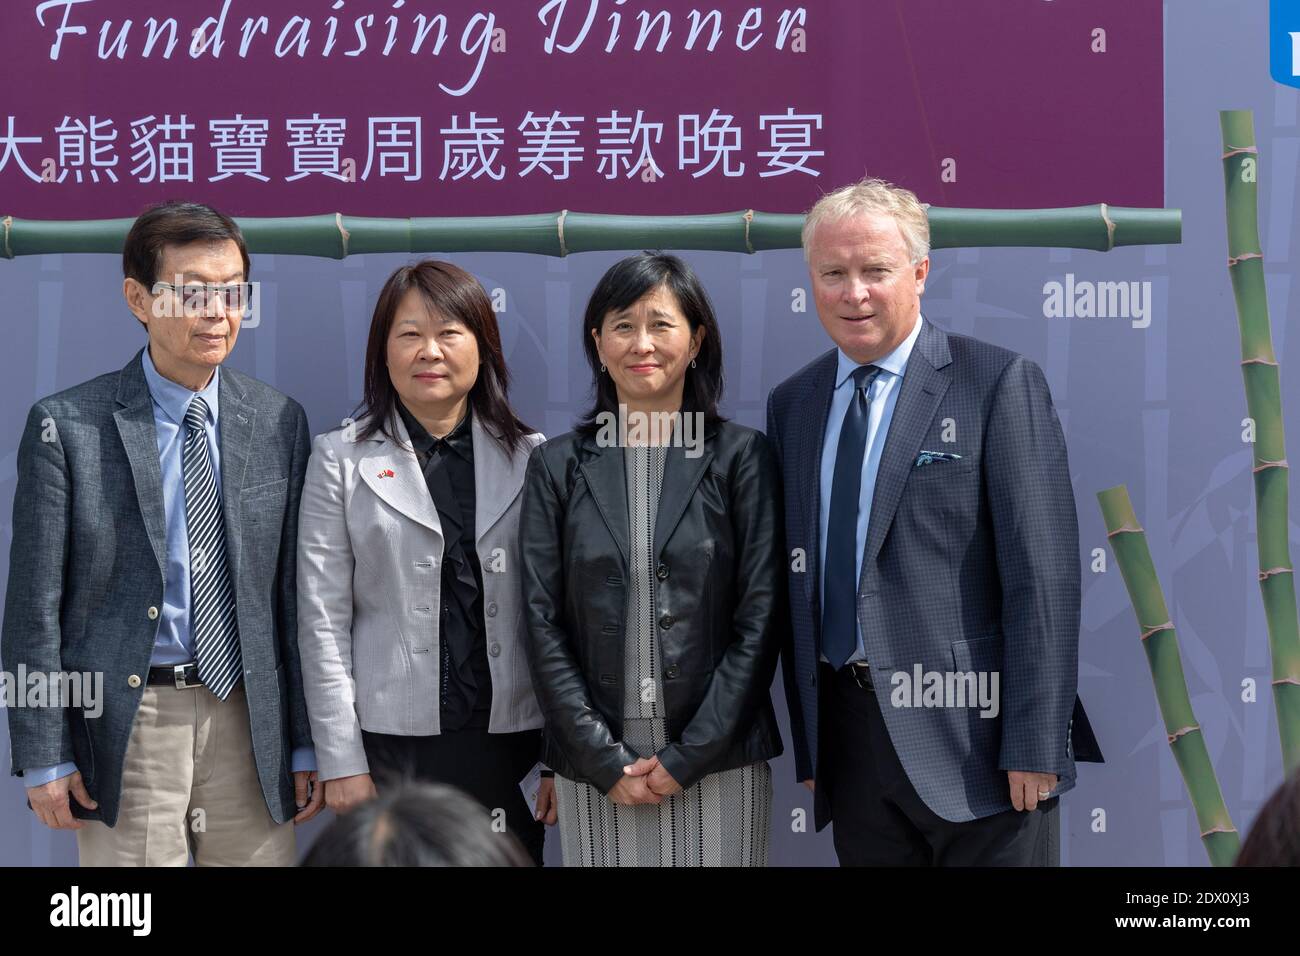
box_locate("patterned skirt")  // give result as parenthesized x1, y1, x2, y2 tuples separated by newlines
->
(554, 716, 772, 867)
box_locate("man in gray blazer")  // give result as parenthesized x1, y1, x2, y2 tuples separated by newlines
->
(2, 200, 322, 865)
(768, 178, 1102, 865)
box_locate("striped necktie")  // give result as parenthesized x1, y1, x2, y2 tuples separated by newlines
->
(183, 396, 241, 699)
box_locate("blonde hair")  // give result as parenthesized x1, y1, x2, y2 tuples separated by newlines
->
(801, 177, 931, 265)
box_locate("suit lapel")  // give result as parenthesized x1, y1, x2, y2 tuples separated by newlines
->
(578, 435, 629, 569)
(113, 349, 167, 577)
(652, 423, 716, 564)
(473, 416, 530, 544)
(860, 319, 953, 574)
(218, 370, 254, 583)
(798, 349, 839, 613)
(358, 413, 443, 538)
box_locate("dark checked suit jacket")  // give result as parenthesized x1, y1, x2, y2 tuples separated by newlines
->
(1, 348, 313, 827)
(767, 316, 1102, 828)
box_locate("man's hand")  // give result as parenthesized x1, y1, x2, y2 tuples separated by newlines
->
(802, 778, 815, 793)
(1008, 770, 1058, 812)
(324, 772, 378, 815)
(535, 776, 558, 825)
(609, 757, 663, 806)
(27, 771, 96, 830)
(293, 770, 325, 824)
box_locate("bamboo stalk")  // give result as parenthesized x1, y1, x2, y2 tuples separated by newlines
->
(1220, 109, 1300, 774)
(1097, 485, 1240, 866)
(0, 204, 1180, 260)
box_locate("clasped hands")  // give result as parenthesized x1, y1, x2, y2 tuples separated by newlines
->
(608, 755, 681, 806)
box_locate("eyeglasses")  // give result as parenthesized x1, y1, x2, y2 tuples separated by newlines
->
(151, 281, 253, 317)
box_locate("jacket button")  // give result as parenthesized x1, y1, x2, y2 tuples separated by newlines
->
(489, 642, 502, 657)
(656, 563, 669, 581)
(127, 674, 142, 688)
(658, 614, 674, 630)
(665, 664, 680, 679)
(147, 606, 159, 620)
(486, 602, 497, 617)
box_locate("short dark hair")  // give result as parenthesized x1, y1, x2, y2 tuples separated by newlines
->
(121, 200, 250, 289)
(1236, 768, 1300, 865)
(575, 251, 726, 435)
(300, 782, 534, 867)
(353, 259, 534, 456)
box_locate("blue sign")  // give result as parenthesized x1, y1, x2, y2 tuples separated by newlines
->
(1273, 0, 1300, 88)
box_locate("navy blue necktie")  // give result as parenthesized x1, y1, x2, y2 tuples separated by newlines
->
(822, 364, 882, 669)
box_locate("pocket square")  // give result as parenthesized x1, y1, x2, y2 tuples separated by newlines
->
(914, 450, 963, 468)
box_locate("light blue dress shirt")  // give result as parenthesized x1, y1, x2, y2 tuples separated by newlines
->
(26, 347, 314, 787)
(818, 312, 924, 665)
(142, 343, 223, 667)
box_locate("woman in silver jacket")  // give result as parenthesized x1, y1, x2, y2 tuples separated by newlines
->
(296, 260, 554, 863)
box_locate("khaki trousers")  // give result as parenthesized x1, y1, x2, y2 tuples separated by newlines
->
(76, 682, 295, 866)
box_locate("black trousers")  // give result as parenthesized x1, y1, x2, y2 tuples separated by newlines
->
(820, 662, 1059, 866)
(361, 726, 546, 866)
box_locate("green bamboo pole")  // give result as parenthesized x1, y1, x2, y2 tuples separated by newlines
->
(0, 204, 1180, 260)
(1221, 109, 1300, 774)
(1097, 485, 1240, 866)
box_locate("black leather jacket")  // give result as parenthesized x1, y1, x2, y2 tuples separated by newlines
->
(518, 418, 785, 793)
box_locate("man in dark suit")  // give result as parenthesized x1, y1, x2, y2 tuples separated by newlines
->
(2, 200, 323, 864)
(767, 177, 1101, 865)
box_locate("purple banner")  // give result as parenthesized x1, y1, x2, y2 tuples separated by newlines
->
(1, 0, 1163, 218)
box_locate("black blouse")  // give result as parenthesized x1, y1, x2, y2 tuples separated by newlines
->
(397, 399, 492, 731)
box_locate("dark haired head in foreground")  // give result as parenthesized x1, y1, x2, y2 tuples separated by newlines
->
(301, 781, 534, 867)
(1236, 769, 1300, 866)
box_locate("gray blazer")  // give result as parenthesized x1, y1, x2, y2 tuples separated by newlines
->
(1, 348, 314, 827)
(296, 411, 545, 782)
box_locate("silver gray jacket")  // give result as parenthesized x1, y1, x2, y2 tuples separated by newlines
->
(296, 411, 544, 781)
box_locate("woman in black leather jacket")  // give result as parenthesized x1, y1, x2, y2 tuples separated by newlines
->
(519, 252, 785, 866)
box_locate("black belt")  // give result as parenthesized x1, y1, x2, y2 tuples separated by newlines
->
(822, 659, 873, 690)
(147, 662, 203, 689)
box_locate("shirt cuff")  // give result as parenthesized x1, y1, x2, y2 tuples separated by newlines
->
(23, 762, 77, 789)
(290, 747, 317, 774)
